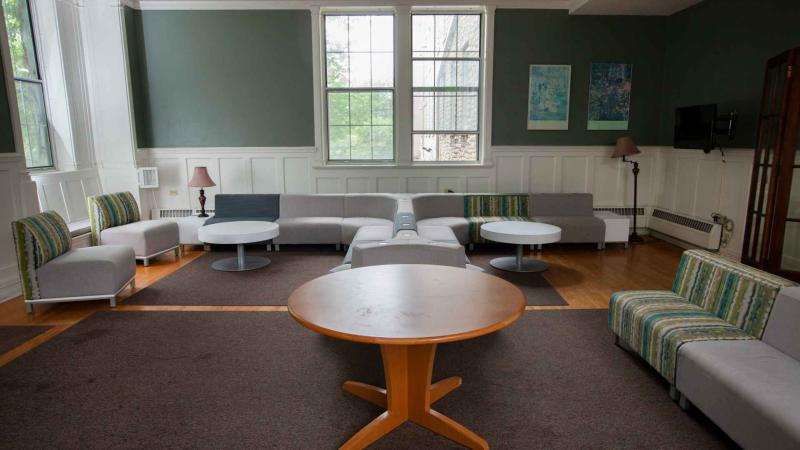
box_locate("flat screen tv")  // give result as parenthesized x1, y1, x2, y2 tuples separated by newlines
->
(674, 104, 717, 152)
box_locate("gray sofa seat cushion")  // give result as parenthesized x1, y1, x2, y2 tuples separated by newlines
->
(204, 216, 277, 225)
(415, 217, 469, 245)
(532, 216, 605, 243)
(37, 245, 135, 299)
(344, 225, 394, 264)
(351, 240, 466, 268)
(212, 194, 279, 221)
(274, 217, 342, 244)
(411, 194, 465, 220)
(677, 340, 800, 450)
(341, 217, 394, 244)
(344, 195, 397, 220)
(280, 194, 343, 218)
(99, 219, 179, 257)
(530, 193, 594, 216)
(763, 287, 800, 360)
(417, 225, 459, 243)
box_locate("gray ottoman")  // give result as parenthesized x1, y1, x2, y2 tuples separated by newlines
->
(100, 219, 180, 265)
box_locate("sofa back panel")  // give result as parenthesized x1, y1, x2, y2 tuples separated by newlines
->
(464, 194, 529, 217)
(351, 241, 466, 268)
(279, 194, 344, 218)
(763, 287, 800, 360)
(12, 211, 73, 300)
(411, 194, 464, 220)
(88, 191, 141, 245)
(530, 193, 593, 217)
(214, 194, 279, 219)
(673, 249, 797, 338)
(343, 195, 397, 220)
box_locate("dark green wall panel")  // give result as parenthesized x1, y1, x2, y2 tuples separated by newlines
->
(125, 8, 315, 148)
(492, 9, 666, 146)
(659, 0, 800, 148)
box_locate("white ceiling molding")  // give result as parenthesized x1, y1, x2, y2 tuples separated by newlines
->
(131, 0, 580, 11)
(570, 0, 702, 16)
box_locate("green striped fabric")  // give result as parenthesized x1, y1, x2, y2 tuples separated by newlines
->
(608, 290, 752, 383)
(608, 250, 796, 384)
(11, 211, 72, 300)
(88, 192, 141, 245)
(672, 249, 794, 337)
(464, 195, 531, 243)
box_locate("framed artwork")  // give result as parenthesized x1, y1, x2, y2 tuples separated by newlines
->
(527, 64, 571, 130)
(587, 63, 633, 130)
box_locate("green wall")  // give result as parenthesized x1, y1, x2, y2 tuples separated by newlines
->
(0, 60, 15, 153)
(659, 0, 800, 148)
(125, 8, 315, 148)
(491, 9, 666, 146)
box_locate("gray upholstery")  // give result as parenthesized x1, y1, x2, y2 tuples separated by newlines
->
(763, 286, 800, 360)
(415, 217, 469, 244)
(351, 241, 467, 269)
(532, 216, 605, 244)
(344, 225, 394, 264)
(99, 219, 179, 257)
(280, 194, 344, 218)
(530, 193, 594, 216)
(37, 245, 135, 299)
(394, 212, 417, 233)
(676, 340, 800, 450)
(411, 194, 464, 220)
(417, 225, 460, 243)
(274, 217, 342, 244)
(204, 194, 279, 225)
(341, 217, 394, 244)
(344, 195, 397, 220)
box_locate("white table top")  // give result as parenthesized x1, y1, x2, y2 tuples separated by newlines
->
(480, 221, 561, 245)
(197, 221, 279, 245)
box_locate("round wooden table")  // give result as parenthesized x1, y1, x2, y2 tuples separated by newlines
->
(288, 264, 525, 450)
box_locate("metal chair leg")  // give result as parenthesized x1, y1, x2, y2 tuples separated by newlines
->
(678, 393, 692, 411)
(275, 244, 280, 252)
(669, 385, 679, 401)
(25, 302, 33, 314)
(174, 247, 181, 258)
(143, 258, 150, 267)
(336, 243, 341, 251)
(267, 243, 272, 252)
(110, 297, 116, 308)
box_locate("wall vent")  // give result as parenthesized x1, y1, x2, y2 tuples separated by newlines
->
(652, 209, 714, 233)
(151, 208, 214, 219)
(593, 207, 645, 216)
(649, 208, 721, 250)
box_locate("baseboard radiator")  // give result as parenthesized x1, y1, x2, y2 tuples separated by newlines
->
(649, 208, 722, 251)
(151, 208, 214, 219)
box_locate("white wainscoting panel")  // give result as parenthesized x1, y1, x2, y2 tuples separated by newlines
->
(251, 157, 280, 193)
(31, 168, 102, 224)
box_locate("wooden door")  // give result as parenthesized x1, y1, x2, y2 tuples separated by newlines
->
(742, 49, 800, 282)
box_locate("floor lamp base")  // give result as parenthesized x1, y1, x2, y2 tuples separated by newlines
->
(629, 232, 644, 243)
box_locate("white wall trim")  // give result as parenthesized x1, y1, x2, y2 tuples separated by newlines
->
(131, 0, 579, 11)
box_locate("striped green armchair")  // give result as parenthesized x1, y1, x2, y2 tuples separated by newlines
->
(12, 211, 136, 313)
(88, 192, 180, 266)
(609, 249, 796, 386)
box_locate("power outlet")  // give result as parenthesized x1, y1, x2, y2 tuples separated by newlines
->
(169, 189, 179, 196)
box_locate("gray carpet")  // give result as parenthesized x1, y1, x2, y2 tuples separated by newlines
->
(0, 326, 50, 355)
(0, 310, 734, 449)
(126, 246, 566, 306)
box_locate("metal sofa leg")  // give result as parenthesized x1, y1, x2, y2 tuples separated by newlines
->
(110, 297, 116, 308)
(175, 246, 181, 258)
(143, 258, 150, 267)
(468, 243, 474, 251)
(678, 393, 692, 411)
(131, 278, 136, 289)
(537, 244, 542, 252)
(669, 385, 679, 401)
(275, 244, 280, 252)
(266, 243, 272, 252)
(336, 243, 341, 251)
(25, 302, 33, 314)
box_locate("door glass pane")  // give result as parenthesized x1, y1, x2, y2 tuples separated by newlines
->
(788, 168, 800, 219)
(781, 221, 800, 272)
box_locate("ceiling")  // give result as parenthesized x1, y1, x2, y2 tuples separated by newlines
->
(132, 0, 704, 16)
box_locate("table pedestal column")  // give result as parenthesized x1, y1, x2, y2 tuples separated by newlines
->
(489, 244, 549, 273)
(210, 244, 271, 271)
(340, 344, 487, 450)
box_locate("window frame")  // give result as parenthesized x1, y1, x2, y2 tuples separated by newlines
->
(410, 12, 484, 164)
(3, 0, 55, 170)
(321, 11, 397, 165)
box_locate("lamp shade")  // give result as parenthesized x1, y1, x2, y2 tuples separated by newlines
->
(188, 166, 216, 188)
(611, 137, 641, 158)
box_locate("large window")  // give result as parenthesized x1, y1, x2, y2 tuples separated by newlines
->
(2, 0, 51, 169)
(324, 14, 394, 162)
(412, 14, 481, 162)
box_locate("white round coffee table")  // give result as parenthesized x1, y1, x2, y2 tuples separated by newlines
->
(480, 221, 561, 272)
(197, 221, 279, 272)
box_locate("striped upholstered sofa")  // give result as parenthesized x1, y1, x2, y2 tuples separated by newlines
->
(12, 211, 136, 313)
(88, 192, 180, 266)
(609, 249, 799, 449)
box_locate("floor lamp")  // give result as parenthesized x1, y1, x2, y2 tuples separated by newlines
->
(612, 137, 643, 242)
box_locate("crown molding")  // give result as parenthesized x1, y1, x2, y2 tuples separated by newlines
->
(130, 0, 579, 11)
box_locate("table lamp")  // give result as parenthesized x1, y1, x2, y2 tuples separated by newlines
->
(612, 137, 643, 242)
(188, 166, 216, 217)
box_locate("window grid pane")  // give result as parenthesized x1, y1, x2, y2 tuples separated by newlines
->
(412, 14, 481, 162)
(325, 14, 394, 162)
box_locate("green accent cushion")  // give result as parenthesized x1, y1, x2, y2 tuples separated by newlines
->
(464, 194, 531, 243)
(88, 192, 141, 245)
(11, 211, 72, 300)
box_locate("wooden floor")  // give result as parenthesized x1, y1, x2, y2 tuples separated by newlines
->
(0, 237, 683, 367)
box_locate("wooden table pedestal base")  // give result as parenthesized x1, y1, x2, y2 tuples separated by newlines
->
(339, 343, 488, 450)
